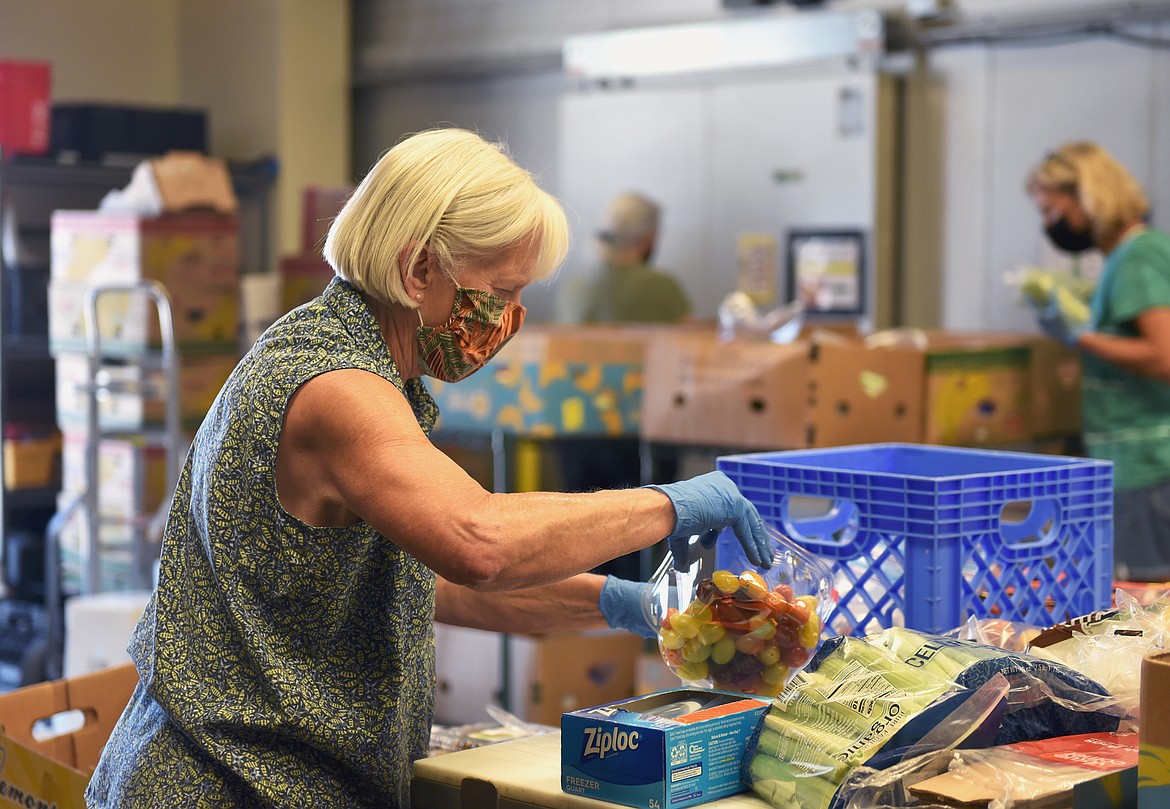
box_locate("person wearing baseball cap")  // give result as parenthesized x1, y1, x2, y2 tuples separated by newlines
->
(556, 191, 692, 324)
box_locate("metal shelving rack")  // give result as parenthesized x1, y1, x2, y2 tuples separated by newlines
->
(0, 154, 274, 686)
(0, 159, 133, 602)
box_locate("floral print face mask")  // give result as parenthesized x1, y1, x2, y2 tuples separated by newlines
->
(416, 286, 525, 382)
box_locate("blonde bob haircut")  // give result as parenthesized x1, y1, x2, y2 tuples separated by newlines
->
(1026, 141, 1149, 245)
(324, 128, 570, 306)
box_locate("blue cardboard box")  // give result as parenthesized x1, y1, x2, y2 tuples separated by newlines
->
(428, 325, 654, 438)
(561, 688, 770, 809)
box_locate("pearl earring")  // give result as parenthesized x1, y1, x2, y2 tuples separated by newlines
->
(416, 294, 422, 300)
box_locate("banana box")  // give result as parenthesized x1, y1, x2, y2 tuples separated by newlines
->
(561, 687, 769, 809)
(55, 351, 238, 432)
(59, 431, 169, 518)
(640, 331, 810, 450)
(48, 279, 240, 356)
(808, 330, 1035, 448)
(50, 211, 238, 288)
(429, 324, 658, 438)
(0, 663, 138, 809)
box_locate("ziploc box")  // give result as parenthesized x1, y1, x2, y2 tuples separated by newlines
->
(561, 687, 770, 809)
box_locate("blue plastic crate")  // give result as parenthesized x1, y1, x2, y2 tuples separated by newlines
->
(715, 443, 1114, 636)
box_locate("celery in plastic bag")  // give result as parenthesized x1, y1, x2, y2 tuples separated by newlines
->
(745, 635, 977, 809)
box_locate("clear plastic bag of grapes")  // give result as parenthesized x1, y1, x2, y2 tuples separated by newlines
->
(650, 523, 837, 697)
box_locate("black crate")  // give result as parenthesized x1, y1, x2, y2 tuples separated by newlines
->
(0, 599, 48, 689)
(50, 103, 208, 161)
(2, 265, 49, 338)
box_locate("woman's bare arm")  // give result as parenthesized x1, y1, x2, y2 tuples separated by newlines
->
(433, 574, 612, 633)
(278, 368, 675, 591)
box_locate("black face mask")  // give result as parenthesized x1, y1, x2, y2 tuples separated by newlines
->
(1045, 217, 1095, 253)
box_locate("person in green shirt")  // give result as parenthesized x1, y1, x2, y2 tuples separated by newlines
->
(1027, 141, 1170, 582)
(556, 192, 692, 324)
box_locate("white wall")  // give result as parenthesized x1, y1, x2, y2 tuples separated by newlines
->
(928, 29, 1170, 331)
(0, 0, 182, 104)
(353, 71, 568, 316)
(353, 0, 1170, 327)
(179, 0, 351, 257)
(352, 0, 1169, 75)
(0, 0, 351, 266)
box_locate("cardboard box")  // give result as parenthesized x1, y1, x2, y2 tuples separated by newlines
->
(54, 484, 164, 593)
(58, 530, 146, 595)
(146, 151, 237, 215)
(635, 651, 680, 696)
(921, 332, 1031, 446)
(561, 688, 770, 809)
(1030, 336, 1082, 438)
(0, 61, 51, 156)
(910, 732, 1137, 809)
(3, 432, 61, 490)
(49, 279, 240, 355)
(641, 331, 810, 450)
(1140, 652, 1170, 808)
(430, 325, 655, 438)
(809, 331, 1033, 448)
(60, 431, 169, 518)
(51, 211, 238, 288)
(0, 663, 138, 809)
(641, 329, 1039, 451)
(63, 592, 152, 678)
(279, 253, 335, 313)
(434, 625, 645, 727)
(55, 351, 237, 431)
(807, 339, 923, 447)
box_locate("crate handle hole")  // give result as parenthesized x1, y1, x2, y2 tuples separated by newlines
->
(30, 708, 92, 742)
(780, 495, 859, 547)
(998, 499, 1061, 549)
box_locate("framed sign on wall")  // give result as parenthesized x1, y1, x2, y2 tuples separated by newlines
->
(786, 228, 866, 317)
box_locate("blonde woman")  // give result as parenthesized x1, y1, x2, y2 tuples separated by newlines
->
(1027, 141, 1170, 581)
(86, 129, 770, 808)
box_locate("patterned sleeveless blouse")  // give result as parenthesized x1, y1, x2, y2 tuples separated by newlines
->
(86, 278, 440, 808)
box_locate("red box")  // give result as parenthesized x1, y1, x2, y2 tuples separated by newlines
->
(280, 253, 335, 312)
(301, 186, 352, 252)
(0, 61, 51, 156)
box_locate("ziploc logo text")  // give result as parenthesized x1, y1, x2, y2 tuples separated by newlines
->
(582, 725, 640, 760)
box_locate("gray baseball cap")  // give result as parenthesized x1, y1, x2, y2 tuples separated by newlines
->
(596, 192, 660, 245)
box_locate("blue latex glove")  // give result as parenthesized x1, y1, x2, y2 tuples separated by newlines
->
(646, 471, 771, 570)
(1037, 300, 1088, 347)
(599, 576, 656, 638)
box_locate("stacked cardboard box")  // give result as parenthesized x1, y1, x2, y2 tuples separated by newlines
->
(48, 211, 240, 355)
(0, 663, 138, 809)
(641, 329, 1080, 451)
(48, 206, 241, 593)
(433, 624, 644, 727)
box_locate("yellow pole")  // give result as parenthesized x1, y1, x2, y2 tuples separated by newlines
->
(514, 438, 543, 492)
